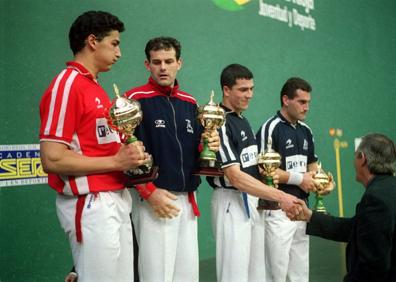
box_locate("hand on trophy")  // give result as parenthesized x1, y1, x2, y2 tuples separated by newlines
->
(257, 137, 282, 210)
(194, 90, 225, 176)
(114, 141, 149, 171)
(202, 130, 220, 153)
(299, 171, 319, 193)
(107, 84, 158, 185)
(312, 163, 334, 213)
(272, 172, 280, 188)
(315, 172, 335, 196)
(259, 169, 281, 187)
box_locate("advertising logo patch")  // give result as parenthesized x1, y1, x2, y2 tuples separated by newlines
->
(0, 144, 48, 187)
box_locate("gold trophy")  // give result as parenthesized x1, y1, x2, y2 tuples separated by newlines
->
(257, 137, 282, 210)
(313, 162, 333, 213)
(107, 84, 158, 185)
(194, 90, 225, 176)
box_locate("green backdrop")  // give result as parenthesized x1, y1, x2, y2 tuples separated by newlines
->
(1, 0, 395, 281)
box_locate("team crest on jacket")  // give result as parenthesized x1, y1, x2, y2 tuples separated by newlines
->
(186, 119, 194, 133)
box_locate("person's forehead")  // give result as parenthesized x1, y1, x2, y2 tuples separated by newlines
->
(234, 78, 254, 87)
(105, 30, 120, 40)
(149, 48, 177, 60)
(294, 89, 310, 99)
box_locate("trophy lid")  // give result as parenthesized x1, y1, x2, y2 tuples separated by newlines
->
(198, 90, 225, 126)
(108, 84, 142, 132)
(257, 137, 281, 166)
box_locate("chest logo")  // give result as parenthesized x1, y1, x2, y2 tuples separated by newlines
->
(95, 97, 103, 109)
(241, 130, 247, 141)
(285, 139, 294, 149)
(186, 119, 194, 134)
(155, 119, 166, 128)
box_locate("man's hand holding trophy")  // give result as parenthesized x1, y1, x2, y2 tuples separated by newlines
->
(257, 137, 282, 210)
(194, 90, 224, 176)
(107, 84, 158, 185)
(312, 162, 335, 213)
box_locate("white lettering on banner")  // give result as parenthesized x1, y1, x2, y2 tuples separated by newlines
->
(258, 0, 316, 31)
(96, 118, 120, 144)
(285, 155, 307, 172)
(240, 145, 258, 168)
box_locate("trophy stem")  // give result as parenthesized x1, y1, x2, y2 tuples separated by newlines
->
(313, 193, 327, 213)
(265, 175, 274, 187)
(200, 138, 216, 160)
(126, 135, 138, 144)
(257, 175, 280, 210)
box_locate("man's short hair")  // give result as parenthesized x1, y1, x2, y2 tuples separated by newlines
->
(145, 37, 181, 61)
(280, 77, 312, 106)
(69, 11, 124, 55)
(357, 133, 396, 175)
(220, 64, 253, 89)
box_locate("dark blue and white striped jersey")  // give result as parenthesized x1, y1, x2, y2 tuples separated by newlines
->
(207, 104, 261, 189)
(256, 111, 318, 199)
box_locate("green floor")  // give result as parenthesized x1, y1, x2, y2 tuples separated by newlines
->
(200, 236, 346, 282)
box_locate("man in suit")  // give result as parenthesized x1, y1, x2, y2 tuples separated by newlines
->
(293, 133, 396, 282)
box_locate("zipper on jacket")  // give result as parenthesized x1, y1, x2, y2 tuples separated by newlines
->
(167, 97, 186, 190)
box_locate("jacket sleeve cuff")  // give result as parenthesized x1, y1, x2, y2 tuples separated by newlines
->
(135, 182, 156, 199)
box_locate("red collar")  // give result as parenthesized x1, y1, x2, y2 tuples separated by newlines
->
(148, 77, 180, 96)
(66, 61, 95, 80)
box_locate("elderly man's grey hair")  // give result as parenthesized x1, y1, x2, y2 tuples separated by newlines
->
(357, 133, 396, 175)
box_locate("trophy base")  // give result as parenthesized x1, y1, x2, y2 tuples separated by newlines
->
(193, 159, 223, 176)
(313, 195, 328, 214)
(124, 166, 159, 186)
(257, 199, 280, 210)
(313, 207, 328, 214)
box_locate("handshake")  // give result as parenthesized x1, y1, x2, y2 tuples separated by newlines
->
(285, 200, 313, 222)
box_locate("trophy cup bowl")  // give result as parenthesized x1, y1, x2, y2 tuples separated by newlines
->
(108, 95, 142, 143)
(257, 137, 281, 210)
(194, 90, 225, 176)
(313, 162, 331, 213)
(107, 84, 158, 185)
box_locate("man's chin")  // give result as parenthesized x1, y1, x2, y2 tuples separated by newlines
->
(157, 80, 172, 87)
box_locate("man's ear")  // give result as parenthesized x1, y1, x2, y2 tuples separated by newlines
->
(357, 151, 367, 165)
(281, 95, 289, 106)
(177, 58, 182, 70)
(144, 59, 150, 71)
(87, 34, 97, 50)
(223, 86, 230, 97)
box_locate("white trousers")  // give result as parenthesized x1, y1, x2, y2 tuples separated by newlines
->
(56, 189, 134, 282)
(265, 209, 309, 282)
(131, 190, 199, 282)
(211, 188, 266, 282)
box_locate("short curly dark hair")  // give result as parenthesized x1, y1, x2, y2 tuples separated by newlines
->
(69, 11, 124, 55)
(280, 77, 312, 106)
(144, 37, 181, 61)
(220, 64, 253, 89)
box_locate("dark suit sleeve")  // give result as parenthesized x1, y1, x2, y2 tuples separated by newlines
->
(306, 211, 353, 242)
(345, 193, 394, 282)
